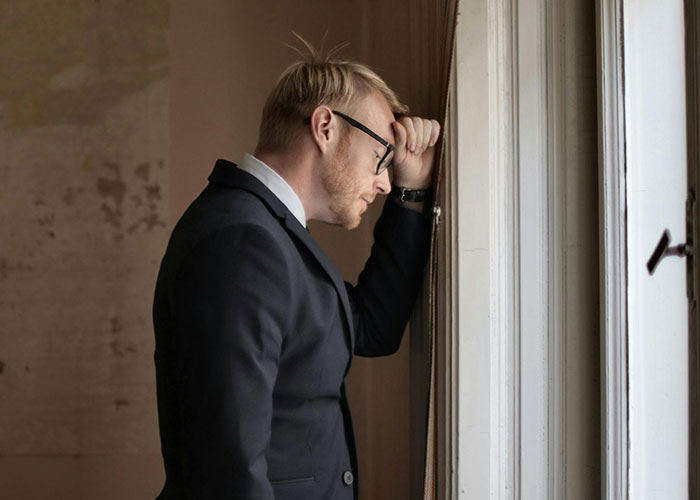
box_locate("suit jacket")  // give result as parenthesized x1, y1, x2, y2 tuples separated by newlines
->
(153, 159, 431, 500)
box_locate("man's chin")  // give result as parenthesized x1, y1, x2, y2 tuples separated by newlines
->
(328, 204, 363, 230)
(342, 215, 362, 230)
(338, 209, 364, 230)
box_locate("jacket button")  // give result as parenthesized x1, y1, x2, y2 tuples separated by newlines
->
(342, 470, 354, 485)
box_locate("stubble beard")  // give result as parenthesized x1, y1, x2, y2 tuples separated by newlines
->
(321, 132, 364, 230)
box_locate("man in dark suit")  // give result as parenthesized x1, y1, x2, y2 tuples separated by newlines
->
(152, 51, 440, 499)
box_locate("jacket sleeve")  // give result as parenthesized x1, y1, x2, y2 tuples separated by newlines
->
(171, 223, 292, 499)
(349, 197, 432, 357)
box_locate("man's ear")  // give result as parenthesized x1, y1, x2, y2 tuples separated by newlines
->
(309, 106, 335, 154)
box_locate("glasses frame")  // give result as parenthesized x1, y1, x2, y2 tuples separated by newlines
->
(303, 110, 395, 175)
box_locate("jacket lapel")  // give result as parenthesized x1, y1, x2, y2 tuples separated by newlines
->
(208, 159, 356, 352)
(281, 217, 356, 354)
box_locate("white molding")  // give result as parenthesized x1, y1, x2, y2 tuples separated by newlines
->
(488, 0, 518, 498)
(595, 0, 629, 498)
(515, 0, 552, 498)
(546, 0, 567, 497)
(446, 1, 522, 498)
(447, 0, 568, 498)
(435, 55, 460, 500)
(452, 2, 501, 497)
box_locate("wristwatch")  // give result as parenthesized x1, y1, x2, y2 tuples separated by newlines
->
(391, 186, 432, 203)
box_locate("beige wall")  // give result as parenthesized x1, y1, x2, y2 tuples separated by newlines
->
(0, 0, 168, 498)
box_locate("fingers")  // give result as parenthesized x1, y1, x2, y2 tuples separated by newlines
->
(392, 120, 408, 155)
(428, 119, 440, 148)
(421, 121, 433, 152)
(391, 117, 440, 188)
(400, 118, 416, 152)
(394, 117, 441, 155)
(413, 119, 424, 153)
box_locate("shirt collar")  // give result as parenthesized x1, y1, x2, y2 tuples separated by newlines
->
(237, 154, 307, 228)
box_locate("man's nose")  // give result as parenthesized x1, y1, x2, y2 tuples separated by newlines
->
(375, 169, 391, 194)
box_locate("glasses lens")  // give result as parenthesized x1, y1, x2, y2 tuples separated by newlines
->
(377, 148, 394, 174)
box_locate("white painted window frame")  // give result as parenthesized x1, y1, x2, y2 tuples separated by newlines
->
(440, 1, 688, 499)
(595, 1, 628, 499)
(436, 0, 567, 498)
(596, 1, 691, 498)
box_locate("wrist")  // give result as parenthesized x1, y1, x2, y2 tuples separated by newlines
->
(391, 185, 432, 203)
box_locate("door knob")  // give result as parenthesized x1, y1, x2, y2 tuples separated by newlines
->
(646, 229, 692, 275)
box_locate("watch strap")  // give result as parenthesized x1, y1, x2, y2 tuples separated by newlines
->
(391, 186, 432, 203)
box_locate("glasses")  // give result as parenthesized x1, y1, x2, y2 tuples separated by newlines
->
(303, 110, 395, 175)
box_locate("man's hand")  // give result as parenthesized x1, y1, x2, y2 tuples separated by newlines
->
(391, 117, 441, 189)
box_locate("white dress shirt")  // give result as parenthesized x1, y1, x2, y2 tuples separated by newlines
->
(237, 154, 307, 228)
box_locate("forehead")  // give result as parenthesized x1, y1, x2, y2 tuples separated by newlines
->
(352, 91, 396, 144)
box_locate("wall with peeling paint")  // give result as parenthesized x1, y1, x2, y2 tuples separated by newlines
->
(0, 0, 169, 497)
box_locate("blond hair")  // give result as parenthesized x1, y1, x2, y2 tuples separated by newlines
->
(255, 35, 408, 155)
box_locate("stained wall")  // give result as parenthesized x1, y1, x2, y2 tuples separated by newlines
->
(0, 0, 169, 497)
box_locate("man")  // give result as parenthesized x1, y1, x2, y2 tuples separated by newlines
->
(152, 50, 440, 500)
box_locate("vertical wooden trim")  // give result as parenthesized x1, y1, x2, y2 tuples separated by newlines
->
(447, 0, 568, 497)
(510, 2, 524, 496)
(515, 0, 552, 497)
(446, 0, 520, 497)
(685, 1, 700, 497)
(436, 60, 459, 500)
(546, 0, 567, 498)
(490, 0, 518, 498)
(595, 0, 629, 498)
(452, 2, 492, 496)
(450, 1, 518, 497)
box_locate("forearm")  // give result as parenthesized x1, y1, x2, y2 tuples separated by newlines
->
(350, 197, 431, 356)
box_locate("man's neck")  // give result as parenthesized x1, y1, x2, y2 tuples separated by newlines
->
(255, 149, 325, 222)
